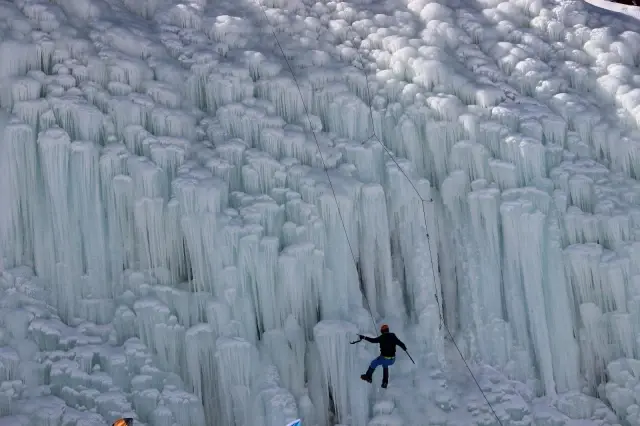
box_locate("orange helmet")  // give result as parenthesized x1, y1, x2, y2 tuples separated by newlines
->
(112, 419, 133, 426)
(380, 324, 389, 333)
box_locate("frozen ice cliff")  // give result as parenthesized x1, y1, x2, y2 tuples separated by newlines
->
(1, 0, 640, 424)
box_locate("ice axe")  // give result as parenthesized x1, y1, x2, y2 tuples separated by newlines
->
(350, 336, 363, 344)
(404, 349, 416, 365)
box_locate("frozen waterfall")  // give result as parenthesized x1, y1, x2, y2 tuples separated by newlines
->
(3, 0, 640, 424)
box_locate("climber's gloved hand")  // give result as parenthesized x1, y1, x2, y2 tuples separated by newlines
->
(358, 334, 364, 339)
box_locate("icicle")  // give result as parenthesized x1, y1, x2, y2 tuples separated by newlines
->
(37, 128, 83, 279)
(580, 303, 609, 393)
(252, 237, 279, 333)
(244, 150, 288, 195)
(449, 140, 491, 181)
(1, 77, 42, 112)
(205, 298, 231, 337)
(545, 215, 581, 392)
(123, 125, 152, 156)
(230, 292, 259, 345)
(359, 184, 397, 320)
(147, 107, 197, 141)
(262, 329, 299, 395)
(0, 119, 38, 269)
(425, 120, 464, 186)
(128, 156, 169, 200)
(215, 139, 246, 190)
(277, 244, 322, 336)
(518, 210, 557, 396)
(468, 188, 503, 322)
(107, 175, 135, 286)
(149, 138, 189, 184)
(133, 197, 168, 275)
(325, 92, 373, 142)
(154, 316, 186, 377)
(100, 144, 130, 196)
(255, 76, 311, 123)
(181, 213, 223, 293)
(113, 305, 137, 344)
(142, 80, 182, 108)
(185, 324, 218, 422)
(501, 200, 536, 371)
(284, 316, 306, 397)
(315, 191, 361, 310)
(306, 343, 330, 426)
(610, 313, 634, 359)
(48, 97, 106, 144)
(173, 173, 230, 216)
(313, 320, 368, 426)
(215, 337, 260, 426)
(564, 244, 611, 310)
(165, 198, 188, 283)
(240, 51, 282, 81)
(70, 141, 108, 293)
(12, 99, 50, 131)
(563, 208, 601, 245)
(217, 103, 285, 147)
(204, 65, 254, 112)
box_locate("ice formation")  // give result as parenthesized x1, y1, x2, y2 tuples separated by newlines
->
(2, 0, 640, 424)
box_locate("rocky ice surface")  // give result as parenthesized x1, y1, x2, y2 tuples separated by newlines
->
(1, 0, 640, 424)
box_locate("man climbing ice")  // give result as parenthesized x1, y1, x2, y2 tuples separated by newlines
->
(358, 324, 407, 388)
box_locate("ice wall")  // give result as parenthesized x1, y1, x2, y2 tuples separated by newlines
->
(4, 0, 640, 424)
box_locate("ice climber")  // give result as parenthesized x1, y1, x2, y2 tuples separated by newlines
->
(359, 324, 407, 388)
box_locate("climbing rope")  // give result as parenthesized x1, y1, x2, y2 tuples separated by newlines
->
(259, 7, 505, 426)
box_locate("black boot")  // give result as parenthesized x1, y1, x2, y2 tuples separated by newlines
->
(381, 367, 389, 388)
(360, 367, 374, 383)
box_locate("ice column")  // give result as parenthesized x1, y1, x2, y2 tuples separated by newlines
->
(518, 210, 557, 396)
(397, 116, 426, 178)
(134, 197, 168, 276)
(500, 201, 533, 360)
(70, 141, 108, 295)
(440, 171, 470, 328)
(410, 239, 446, 367)
(0, 120, 38, 268)
(284, 316, 306, 396)
(468, 188, 503, 322)
(38, 128, 83, 319)
(580, 303, 609, 392)
(277, 244, 321, 336)
(181, 213, 221, 293)
(255, 77, 310, 123)
(316, 192, 360, 316)
(307, 343, 330, 426)
(359, 184, 396, 320)
(251, 237, 279, 333)
(185, 324, 218, 423)
(425, 120, 465, 186)
(385, 160, 435, 322)
(215, 336, 260, 426)
(100, 144, 132, 285)
(155, 316, 186, 377)
(545, 215, 581, 392)
(500, 135, 547, 186)
(261, 317, 306, 398)
(238, 233, 261, 315)
(107, 175, 135, 287)
(313, 320, 368, 426)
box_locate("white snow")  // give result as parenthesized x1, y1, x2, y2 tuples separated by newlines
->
(2, 0, 640, 424)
